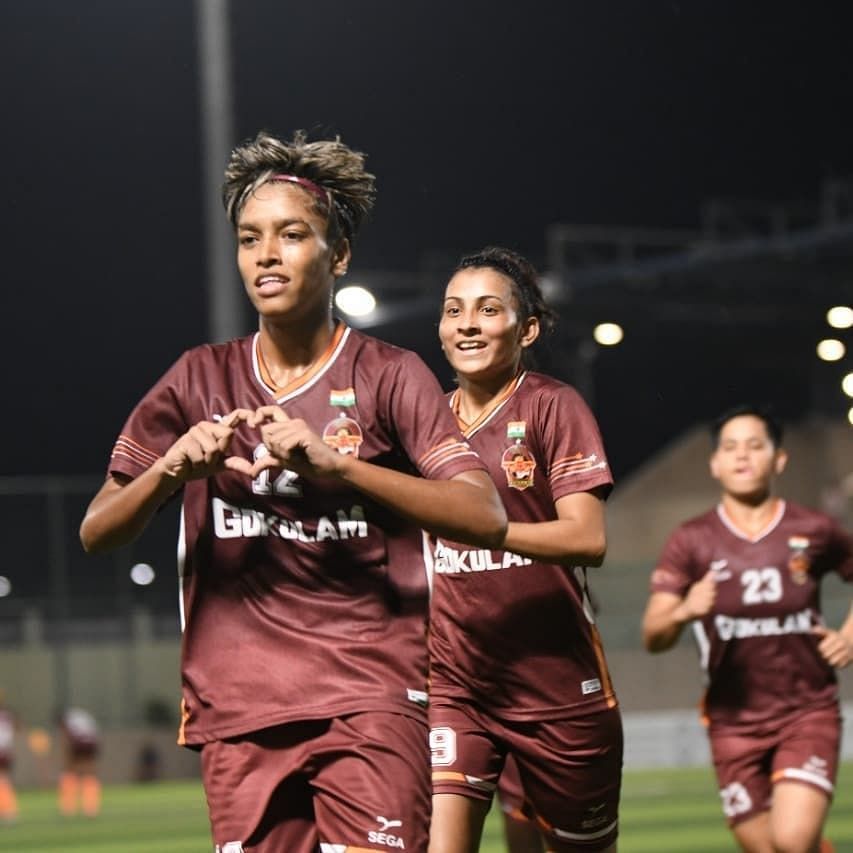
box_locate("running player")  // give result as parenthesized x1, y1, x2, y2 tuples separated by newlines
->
(57, 707, 101, 818)
(80, 130, 506, 853)
(428, 247, 622, 853)
(642, 404, 853, 853)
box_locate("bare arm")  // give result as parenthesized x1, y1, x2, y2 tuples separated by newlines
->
(80, 467, 181, 553)
(814, 601, 853, 669)
(80, 411, 248, 553)
(642, 571, 717, 653)
(502, 489, 607, 567)
(241, 406, 507, 548)
(336, 462, 506, 548)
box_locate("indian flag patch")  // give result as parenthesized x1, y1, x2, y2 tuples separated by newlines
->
(329, 387, 356, 407)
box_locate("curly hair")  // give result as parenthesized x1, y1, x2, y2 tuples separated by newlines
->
(222, 130, 376, 244)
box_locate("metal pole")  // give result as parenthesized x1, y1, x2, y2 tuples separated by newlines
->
(196, 0, 247, 342)
(46, 488, 70, 715)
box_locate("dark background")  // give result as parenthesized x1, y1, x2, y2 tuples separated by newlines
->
(1, 0, 851, 484)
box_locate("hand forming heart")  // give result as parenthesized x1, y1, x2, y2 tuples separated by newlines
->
(167, 405, 345, 483)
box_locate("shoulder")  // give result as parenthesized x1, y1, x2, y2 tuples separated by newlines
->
(346, 329, 436, 383)
(783, 500, 838, 529)
(179, 336, 252, 367)
(520, 372, 594, 415)
(681, 507, 720, 533)
(347, 328, 422, 364)
(521, 371, 578, 399)
(153, 337, 252, 386)
(667, 508, 720, 546)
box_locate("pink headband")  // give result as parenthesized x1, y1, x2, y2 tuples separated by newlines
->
(268, 173, 332, 209)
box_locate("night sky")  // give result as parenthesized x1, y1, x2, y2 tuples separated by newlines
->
(2, 1, 851, 482)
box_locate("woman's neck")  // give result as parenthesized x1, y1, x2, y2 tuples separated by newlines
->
(455, 371, 520, 426)
(720, 492, 780, 537)
(257, 315, 336, 389)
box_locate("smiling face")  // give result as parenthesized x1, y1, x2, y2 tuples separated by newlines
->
(236, 181, 349, 327)
(710, 414, 787, 500)
(438, 266, 539, 390)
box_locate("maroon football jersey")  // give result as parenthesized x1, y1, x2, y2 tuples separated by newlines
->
(650, 500, 853, 727)
(107, 324, 485, 745)
(429, 371, 617, 720)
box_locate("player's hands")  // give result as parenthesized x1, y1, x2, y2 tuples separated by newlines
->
(159, 409, 253, 483)
(813, 625, 853, 669)
(226, 405, 345, 480)
(677, 571, 717, 622)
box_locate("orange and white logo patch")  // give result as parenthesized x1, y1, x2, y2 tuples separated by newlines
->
(787, 535, 811, 584)
(501, 443, 536, 490)
(322, 416, 364, 457)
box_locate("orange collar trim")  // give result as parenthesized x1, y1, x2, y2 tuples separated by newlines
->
(450, 372, 526, 437)
(255, 323, 347, 398)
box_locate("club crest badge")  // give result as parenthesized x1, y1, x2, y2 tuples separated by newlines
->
(501, 421, 536, 490)
(323, 416, 363, 457)
(787, 535, 811, 584)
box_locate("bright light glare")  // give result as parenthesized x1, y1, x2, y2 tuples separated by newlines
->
(816, 339, 846, 362)
(843, 373, 853, 398)
(593, 323, 624, 346)
(0, 576, 11, 597)
(335, 285, 376, 317)
(827, 306, 853, 329)
(130, 563, 156, 586)
(848, 406, 853, 427)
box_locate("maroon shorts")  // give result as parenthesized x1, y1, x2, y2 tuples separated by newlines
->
(201, 712, 430, 852)
(68, 742, 99, 761)
(709, 704, 840, 827)
(430, 699, 622, 850)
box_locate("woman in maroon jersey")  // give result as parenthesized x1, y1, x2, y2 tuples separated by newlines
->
(643, 405, 853, 853)
(428, 247, 622, 853)
(80, 130, 506, 853)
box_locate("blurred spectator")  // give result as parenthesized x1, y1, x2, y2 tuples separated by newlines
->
(135, 741, 161, 783)
(57, 707, 101, 817)
(0, 691, 18, 823)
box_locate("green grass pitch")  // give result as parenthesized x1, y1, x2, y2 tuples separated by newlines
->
(3, 763, 852, 851)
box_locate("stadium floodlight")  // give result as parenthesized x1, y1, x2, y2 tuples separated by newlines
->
(335, 285, 377, 317)
(130, 563, 156, 586)
(827, 305, 853, 329)
(816, 339, 846, 362)
(0, 576, 11, 597)
(843, 372, 853, 398)
(593, 322, 624, 346)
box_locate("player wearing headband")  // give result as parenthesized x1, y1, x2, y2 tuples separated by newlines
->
(80, 130, 506, 853)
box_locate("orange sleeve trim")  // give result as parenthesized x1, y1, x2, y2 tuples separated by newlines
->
(432, 770, 469, 783)
(176, 699, 190, 747)
(111, 435, 160, 466)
